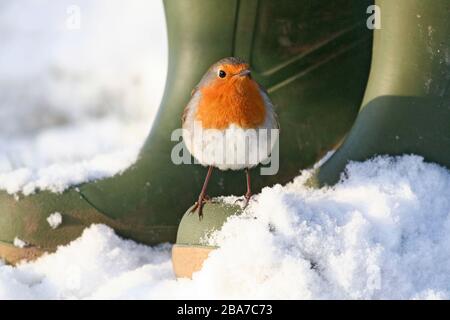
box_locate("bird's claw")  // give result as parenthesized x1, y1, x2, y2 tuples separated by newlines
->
(234, 193, 253, 209)
(189, 195, 210, 220)
(243, 194, 252, 209)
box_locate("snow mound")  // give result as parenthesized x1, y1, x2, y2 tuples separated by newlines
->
(0, 225, 172, 299)
(1, 155, 450, 300)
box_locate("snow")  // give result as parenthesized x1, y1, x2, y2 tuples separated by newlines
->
(47, 212, 63, 229)
(0, 0, 167, 195)
(2, 155, 450, 300)
(13, 238, 27, 249)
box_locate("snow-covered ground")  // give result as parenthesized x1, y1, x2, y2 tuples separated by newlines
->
(0, 0, 167, 194)
(1, 1, 449, 300)
(1, 155, 450, 299)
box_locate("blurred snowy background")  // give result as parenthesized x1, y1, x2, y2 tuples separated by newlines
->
(0, 0, 167, 194)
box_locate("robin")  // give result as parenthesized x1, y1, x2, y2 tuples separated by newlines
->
(182, 57, 279, 218)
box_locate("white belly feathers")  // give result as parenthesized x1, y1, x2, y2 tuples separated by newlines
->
(182, 90, 278, 170)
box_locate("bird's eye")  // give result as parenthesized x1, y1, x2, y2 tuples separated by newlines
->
(218, 70, 226, 78)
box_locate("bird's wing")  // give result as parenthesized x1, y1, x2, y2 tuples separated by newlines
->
(273, 108, 280, 130)
(181, 105, 189, 126)
(258, 83, 280, 130)
(182, 86, 199, 126)
(190, 86, 198, 97)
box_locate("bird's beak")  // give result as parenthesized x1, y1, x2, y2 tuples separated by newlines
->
(235, 69, 251, 77)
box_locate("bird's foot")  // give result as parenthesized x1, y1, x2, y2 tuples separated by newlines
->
(234, 193, 253, 209)
(243, 192, 252, 209)
(189, 195, 210, 220)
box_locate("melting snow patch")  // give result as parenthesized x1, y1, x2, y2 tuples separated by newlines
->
(47, 212, 63, 229)
(13, 237, 27, 249)
(1, 155, 450, 300)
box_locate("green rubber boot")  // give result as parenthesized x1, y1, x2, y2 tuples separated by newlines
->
(172, 0, 450, 278)
(0, 0, 371, 263)
(312, 0, 450, 186)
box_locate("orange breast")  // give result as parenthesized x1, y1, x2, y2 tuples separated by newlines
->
(195, 77, 266, 130)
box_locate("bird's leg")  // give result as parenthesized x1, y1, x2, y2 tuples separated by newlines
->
(190, 166, 213, 219)
(243, 168, 252, 208)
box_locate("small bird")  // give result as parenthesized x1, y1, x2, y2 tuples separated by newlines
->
(182, 57, 278, 218)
